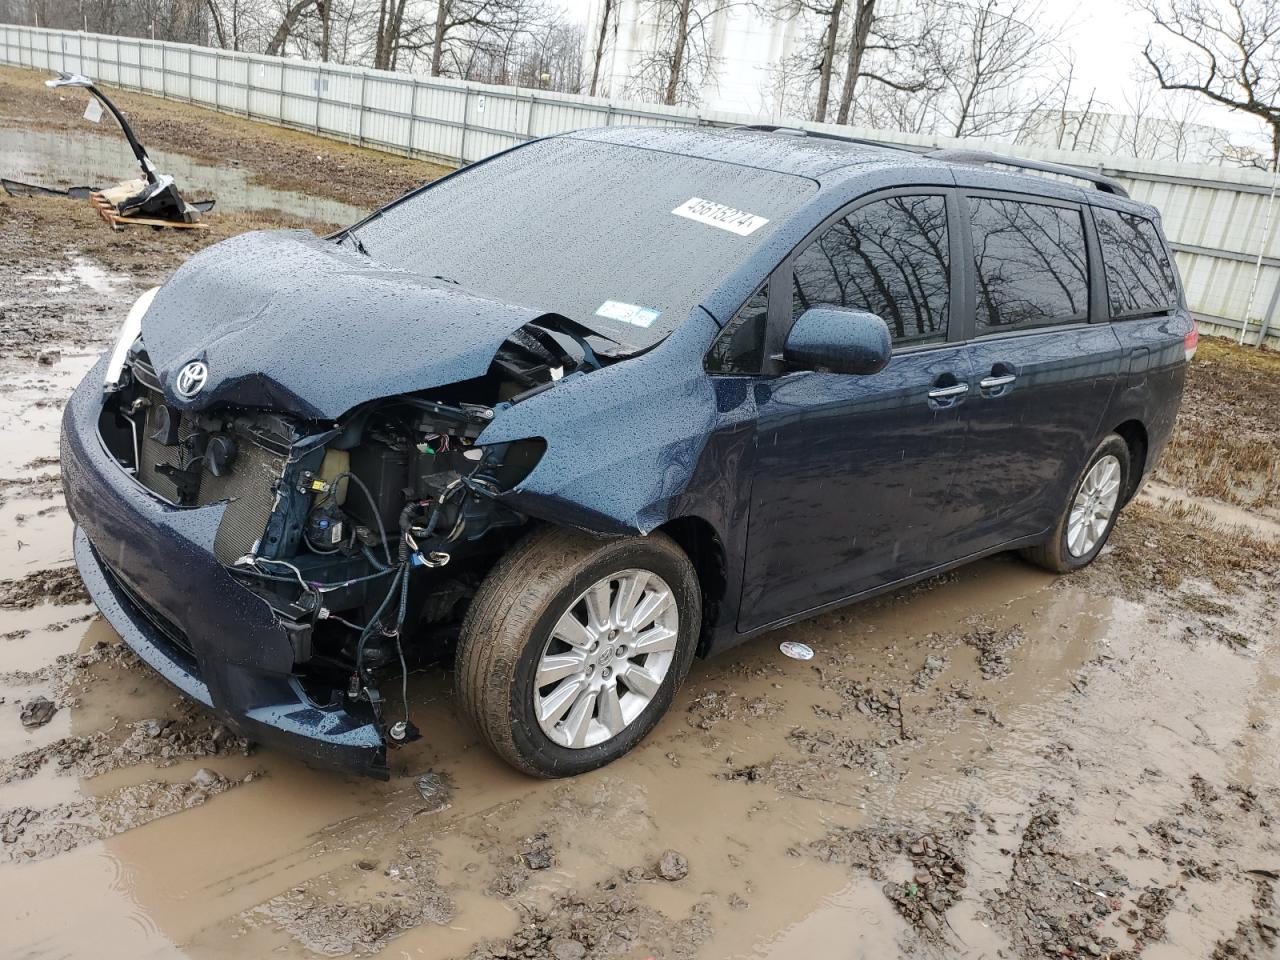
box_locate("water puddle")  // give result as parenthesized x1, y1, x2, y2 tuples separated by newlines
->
(0, 126, 367, 224)
(1142, 479, 1280, 540)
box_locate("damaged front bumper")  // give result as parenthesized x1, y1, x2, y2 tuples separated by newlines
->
(61, 358, 389, 779)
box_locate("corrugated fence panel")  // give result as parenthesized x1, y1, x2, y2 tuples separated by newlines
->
(2, 24, 1278, 344)
(188, 48, 218, 105)
(220, 54, 249, 114)
(250, 58, 285, 123)
(1176, 253, 1279, 322)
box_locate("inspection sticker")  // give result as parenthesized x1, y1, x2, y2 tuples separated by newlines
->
(672, 197, 769, 236)
(596, 300, 661, 328)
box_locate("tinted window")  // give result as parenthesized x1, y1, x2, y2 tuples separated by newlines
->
(352, 138, 817, 353)
(707, 284, 769, 374)
(969, 198, 1088, 333)
(791, 194, 950, 347)
(1094, 209, 1180, 318)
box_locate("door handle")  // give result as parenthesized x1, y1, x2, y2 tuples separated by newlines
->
(927, 383, 969, 400)
(979, 374, 1016, 390)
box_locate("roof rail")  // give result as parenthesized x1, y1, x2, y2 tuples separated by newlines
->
(927, 148, 1130, 198)
(731, 123, 919, 154)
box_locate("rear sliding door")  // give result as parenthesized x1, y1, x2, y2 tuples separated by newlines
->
(945, 192, 1124, 555)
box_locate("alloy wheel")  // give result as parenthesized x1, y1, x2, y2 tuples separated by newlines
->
(1067, 454, 1122, 557)
(533, 569, 679, 749)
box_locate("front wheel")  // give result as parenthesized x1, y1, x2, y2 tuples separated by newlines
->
(1021, 434, 1130, 573)
(455, 527, 701, 777)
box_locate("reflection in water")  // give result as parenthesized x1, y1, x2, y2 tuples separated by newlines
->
(0, 127, 367, 224)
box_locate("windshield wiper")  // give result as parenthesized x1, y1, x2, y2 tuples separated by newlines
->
(344, 231, 369, 256)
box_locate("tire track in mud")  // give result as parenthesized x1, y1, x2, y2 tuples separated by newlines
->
(1, 767, 256, 863)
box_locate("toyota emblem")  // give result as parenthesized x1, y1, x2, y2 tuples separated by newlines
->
(175, 360, 208, 399)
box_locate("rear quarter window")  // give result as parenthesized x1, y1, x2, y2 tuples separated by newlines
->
(1094, 208, 1180, 318)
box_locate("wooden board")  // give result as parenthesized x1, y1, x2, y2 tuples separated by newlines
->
(88, 192, 208, 231)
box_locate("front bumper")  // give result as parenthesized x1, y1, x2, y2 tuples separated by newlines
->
(61, 356, 388, 779)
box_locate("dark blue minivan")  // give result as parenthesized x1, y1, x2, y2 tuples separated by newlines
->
(62, 126, 1196, 778)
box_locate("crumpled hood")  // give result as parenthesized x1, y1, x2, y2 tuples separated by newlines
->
(140, 230, 544, 420)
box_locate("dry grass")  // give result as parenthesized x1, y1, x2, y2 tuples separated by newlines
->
(1155, 336, 1280, 511)
(1091, 499, 1280, 597)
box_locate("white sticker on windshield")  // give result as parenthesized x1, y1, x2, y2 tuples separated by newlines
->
(596, 300, 661, 328)
(672, 197, 769, 236)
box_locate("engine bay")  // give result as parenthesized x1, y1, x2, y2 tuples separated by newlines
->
(95, 316, 597, 746)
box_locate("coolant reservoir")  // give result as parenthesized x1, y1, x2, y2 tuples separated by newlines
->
(319, 449, 350, 504)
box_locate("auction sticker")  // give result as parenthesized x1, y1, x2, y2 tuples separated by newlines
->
(672, 197, 769, 236)
(596, 300, 661, 328)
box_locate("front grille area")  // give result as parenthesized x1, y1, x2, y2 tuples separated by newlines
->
(128, 359, 287, 564)
(99, 553, 200, 668)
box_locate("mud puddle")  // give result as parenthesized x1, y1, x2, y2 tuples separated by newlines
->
(1141, 479, 1280, 541)
(1, 126, 368, 225)
(3, 544, 1274, 959)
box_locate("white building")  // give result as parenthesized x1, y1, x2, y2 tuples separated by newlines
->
(582, 0, 810, 117)
(1018, 109, 1230, 164)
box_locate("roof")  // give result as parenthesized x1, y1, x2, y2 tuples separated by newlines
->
(563, 125, 918, 182)
(561, 126, 1152, 212)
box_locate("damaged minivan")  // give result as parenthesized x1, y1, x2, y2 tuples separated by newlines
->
(62, 126, 1194, 778)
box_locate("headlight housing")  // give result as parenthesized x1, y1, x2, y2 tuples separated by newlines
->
(103, 286, 159, 392)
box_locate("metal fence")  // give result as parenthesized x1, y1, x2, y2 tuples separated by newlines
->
(3, 24, 1278, 347)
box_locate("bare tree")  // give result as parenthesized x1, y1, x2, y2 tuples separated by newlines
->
(833, 0, 936, 124)
(372, 0, 407, 68)
(1207, 131, 1269, 168)
(1137, 0, 1280, 164)
(266, 0, 317, 56)
(937, 0, 1066, 139)
(768, 0, 938, 124)
(1153, 91, 1205, 161)
(1120, 80, 1163, 157)
(627, 0, 732, 106)
(589, 0, 617, 96)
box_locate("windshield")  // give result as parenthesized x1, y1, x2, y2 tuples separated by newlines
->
(349, 136, 817, 351)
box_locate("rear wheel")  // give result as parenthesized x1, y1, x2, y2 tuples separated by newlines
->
(456, 527, 701, 777)
(1021, 434, 1130, 573)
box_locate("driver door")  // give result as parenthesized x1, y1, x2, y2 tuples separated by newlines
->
(738, 191, 973, 632)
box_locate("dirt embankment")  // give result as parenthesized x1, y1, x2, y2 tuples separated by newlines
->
(0, 64, 451, 210)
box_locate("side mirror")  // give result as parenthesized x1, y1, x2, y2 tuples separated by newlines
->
(783, 307, 892, 376)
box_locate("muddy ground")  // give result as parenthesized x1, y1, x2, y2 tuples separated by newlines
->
(2, 73, 1279, 960)
(0, 65, 451, 210)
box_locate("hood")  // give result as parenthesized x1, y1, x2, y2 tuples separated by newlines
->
(139, 230, 546, 420)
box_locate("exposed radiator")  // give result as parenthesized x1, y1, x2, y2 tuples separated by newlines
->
(132, 366, 286, 564)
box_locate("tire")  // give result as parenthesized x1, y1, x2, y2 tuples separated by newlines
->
(455, 526, 701, 778)
(1021, 434, 1130, 574)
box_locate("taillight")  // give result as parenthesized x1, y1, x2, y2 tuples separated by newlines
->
(1184, 321, 1199, 362)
